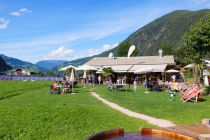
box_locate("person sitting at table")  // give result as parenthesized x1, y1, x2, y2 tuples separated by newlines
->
(147, 78, 154, 91)
(153, 81, 162, 91)
(169, 81, 179, 92)
(117, 76, 121, 84)
(62, 81, 71, 94)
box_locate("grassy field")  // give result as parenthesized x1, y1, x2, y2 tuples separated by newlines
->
(94, 85, 210, 124)
(0, 81, 154, 140)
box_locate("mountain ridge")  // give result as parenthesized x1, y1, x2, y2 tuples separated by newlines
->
(36, 60, 68, 70)
(0, 54, 47, 71)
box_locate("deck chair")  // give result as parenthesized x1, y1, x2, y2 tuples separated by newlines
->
(180, 85, 201, 102)
(49, 84, 60, 94)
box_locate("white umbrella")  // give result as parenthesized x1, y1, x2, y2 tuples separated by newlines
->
(70, 69, 75, 94)
(134, 68, 153, 93)
(166, 69, 179, 73)
(204, 59, 210, 64)
(184, 64, 194, 69)
(70, 69, 75, 81)
(59, 65, 77, 71)
(83, 70, 87, 78)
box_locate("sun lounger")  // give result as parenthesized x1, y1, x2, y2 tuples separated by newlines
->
(180, 85, 201, 103)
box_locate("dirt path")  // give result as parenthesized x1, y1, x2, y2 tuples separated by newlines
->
(91, 92, 176, 127)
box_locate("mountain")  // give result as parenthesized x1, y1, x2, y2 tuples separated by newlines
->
(54, 9, 210, 70)
(0, 57, 12, 72)
(0, 54, 47, 71)
(100, 9, 210, 56)
(36, 60, 68, 70)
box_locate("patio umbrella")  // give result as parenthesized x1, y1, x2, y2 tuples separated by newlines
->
(203, 69, 209, 86)
(134, 68, 153, 93)
(59, 65, 77, 71)
(83, 70, 87, 78)
(165, 69, 180, 82)
(166, 69, 179, 73)
(70, 69, 75, 94)
(184, 64, 194, 69)
(70, 69, 75, 81)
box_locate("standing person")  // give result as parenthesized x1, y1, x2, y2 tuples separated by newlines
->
(88, 74, 91, 85)
(123, 75, 127, 84)
(92, 74, 95, 86)
(98, 75, 102, 85)
(171, 74, 176, 82)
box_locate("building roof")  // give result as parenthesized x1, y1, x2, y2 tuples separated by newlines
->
(129, 64, 167, 72)
(97, 65, 133, 73)
(97, 64, 167, 73)
(85, 56, 175, 66)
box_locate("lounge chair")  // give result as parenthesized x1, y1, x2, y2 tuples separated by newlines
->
(49, 84, 61, 94)
(180, 85, 201, 102)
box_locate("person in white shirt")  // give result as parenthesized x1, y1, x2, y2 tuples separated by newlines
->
(171, 75, 176, 82)
(98, 75, 102, 85)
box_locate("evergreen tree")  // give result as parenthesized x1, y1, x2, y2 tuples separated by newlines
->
(160, 42, 173, 55)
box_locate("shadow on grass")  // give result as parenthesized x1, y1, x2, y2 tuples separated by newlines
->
(0, 93, 21, 101)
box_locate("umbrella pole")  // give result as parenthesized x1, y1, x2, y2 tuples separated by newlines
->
(145, 73, 149, 93)
(71, 81, 75, 94)
(83, 70, 86, 88)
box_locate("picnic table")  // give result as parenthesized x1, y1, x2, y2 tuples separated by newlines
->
(114, 83, 128, 92)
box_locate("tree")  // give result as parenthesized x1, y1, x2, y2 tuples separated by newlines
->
(160, 42, 173, 55)
(179, 15, 210, 83)
(117, 41, 139, 57)
(102, 67, 113, 80)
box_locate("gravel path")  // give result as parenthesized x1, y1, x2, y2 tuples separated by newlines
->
(91, 92, 176, 127)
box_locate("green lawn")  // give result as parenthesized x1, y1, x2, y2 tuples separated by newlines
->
(0, 81, 154, 140)
(94, 85, 210, 124)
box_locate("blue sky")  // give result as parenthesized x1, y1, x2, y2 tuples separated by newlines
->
(0, 0, 209, 63)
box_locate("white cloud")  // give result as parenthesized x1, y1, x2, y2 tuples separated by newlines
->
(88, 43, 118, 56)
(0, 18, 9, 29)
(9, 8, 31, 16)
(187, 0, 208, 5)
(43, 46, 74, 60)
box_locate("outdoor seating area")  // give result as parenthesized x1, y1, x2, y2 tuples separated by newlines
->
(49, 80, 77, 94)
